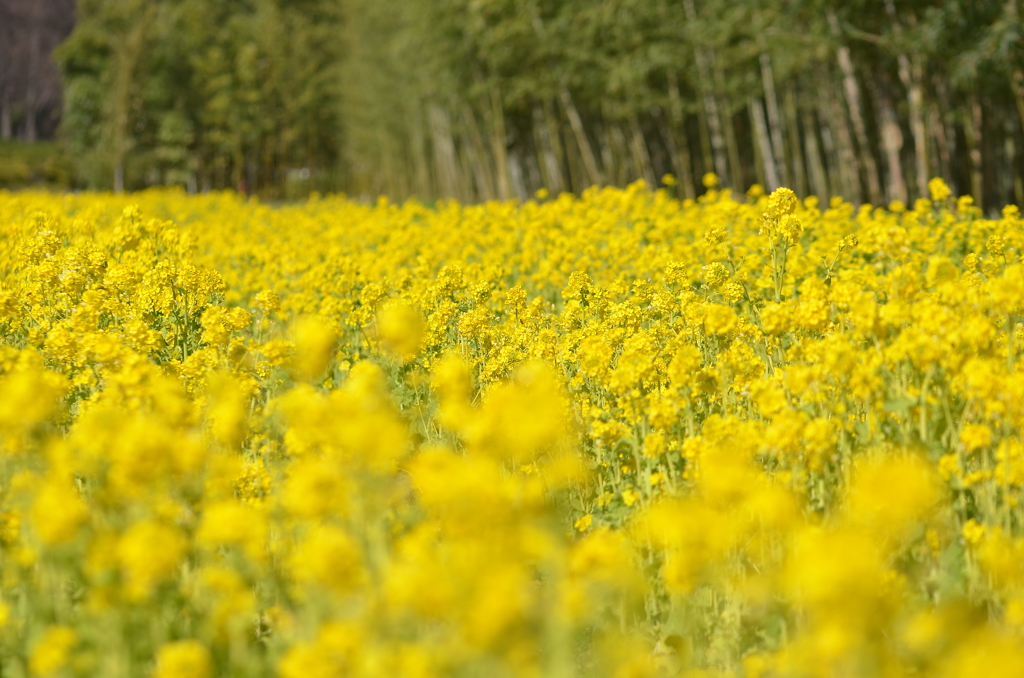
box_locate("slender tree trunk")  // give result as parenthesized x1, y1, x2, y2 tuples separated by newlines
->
(963, 96, 985, 208)
(702, 78, 729, 186)
(933, 75, 958, 189)
(232, 148, 244, 193)
(560, 88, 603, 186)
(1, 96, 11, 140)
(25, 4, 40, 142)
(719, 108, 743, 190)
(458, 128, 478, 202)
(784, 85, 807, 196)
(463, 105, 496, 201)
(684, 0, 729, 185)
(829, 11, 882, 204)
(695, 97, 715, 182)
(410, 102, 432, 198)
(489, 85, 512, 200)
(875, 81, 907, 204)
(429, 104, 461, 199)
(606, 121, 627, 186)
(507, 148, 528, 199)
(1004, 115, 1023, 207)
(750, 99, 780, 189)
(885, 0, 929, 200)
(905, 62, 928, 198)
(542, 99, 567, 193)
(629, 116, 656, 187)
(748, 101, 768, 189)
(532, 102, 563, 193)
(1012, 69, 1024, 157)
(759, 53, 788, 186)
(379, 128, 396, 198)
(565, 130, 583, 194)
(1014, 74, 1024, 128)
(802, 105, 829, 201)
(929, 102, 950, 183)
(820, 77, 859, 200)
(711, 51, 743, 190)
(816, 103, 840, 197)
(665, 72, 696, 199)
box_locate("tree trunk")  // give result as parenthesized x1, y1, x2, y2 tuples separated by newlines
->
(963, 96, 985, 208)
(932, 74, 957, 189)
(929, 102, 950, 184)
(719, 95, 743, 191)
(24, 4, 40, 143)
(885, 0, 929, 200)
(748, 102, 768, 189)
(784, 85, 808, 196)
(1004, 115, 1023, 207)
(507, 147, 528, 199)
(560, 88, 603, 186)
(1011, 71, 1024, 193)
(429, 104, 461, 200)
(818, 73, 860, 200)
(489, 85, 512, 200)
(905, 62, 928, 199)
(1013, 68, 1024, 119)
(665, 72, 696, 199)
(410, 101, 432, 198)
(829, 11, 882, 204)
(750, 99, 780, 189)
(457, 129, 477, 202)
(873, 78, 907, 204)
(684, 0, 729, 185)
(0, 97, 10, 140)
(759, 53, 788, 186)
(532, 102, 563, 193)
(629, 117, 656, 187)
(463, 105, 496, 201)
(605, 121, 627, 186)
(802, 105, 829, 201)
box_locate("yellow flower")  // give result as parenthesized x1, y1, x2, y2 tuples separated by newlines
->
(154, 640, 213, 678)
(29, 626, 77, 676)
(30, 477, 88, 546)
(116, 520, 187, 600)
(704, 304, 737, 335)
(962, 518, 986, 546)
(960, 423, 993, 453)
(376, 301, 425, 358)
(928, 176, 952, 201)
(289, 315, 336, 380)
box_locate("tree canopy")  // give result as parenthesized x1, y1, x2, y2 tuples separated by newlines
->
(55, 0, 1024, 208)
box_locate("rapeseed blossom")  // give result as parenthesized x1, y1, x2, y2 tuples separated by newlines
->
(0, 181, 1023, 676)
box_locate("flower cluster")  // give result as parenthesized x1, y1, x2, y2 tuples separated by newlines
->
(1, 178, 1023, 676)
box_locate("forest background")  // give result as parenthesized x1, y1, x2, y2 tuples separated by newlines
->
(2, 0, 1024, 209)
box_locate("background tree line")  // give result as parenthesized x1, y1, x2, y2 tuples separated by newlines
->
(32, 0, 1024, 207)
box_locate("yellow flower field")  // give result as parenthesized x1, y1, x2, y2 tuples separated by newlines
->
(1, 178, 1023, 677)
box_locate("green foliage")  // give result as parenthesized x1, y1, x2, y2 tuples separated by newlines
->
(52, 0, 1024, 206)
(55, 0, 343, 195)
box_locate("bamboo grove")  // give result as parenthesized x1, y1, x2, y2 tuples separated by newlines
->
(56, 0, 1024, 207)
